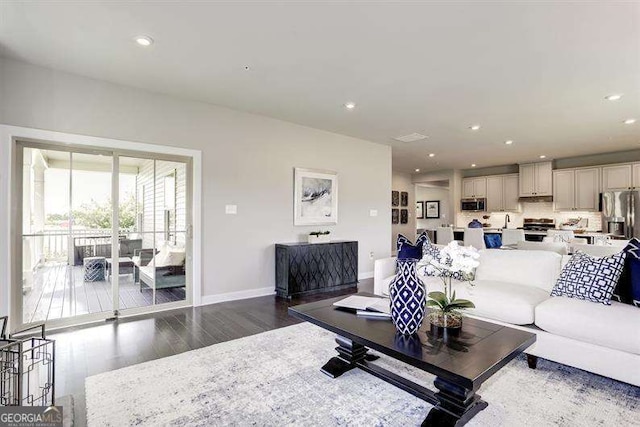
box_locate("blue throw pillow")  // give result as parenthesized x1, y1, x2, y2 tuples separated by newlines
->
(627, 258, 640, 307)
(484, 234, 502, 249)
(551, 251, 626, 305)
(397, 232, 430, 260)
(615, 238, 640, 307)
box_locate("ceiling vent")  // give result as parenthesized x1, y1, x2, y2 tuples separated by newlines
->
(393, 133, 428, 143)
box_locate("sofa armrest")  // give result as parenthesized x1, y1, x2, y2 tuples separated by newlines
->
(374, 257, 397, 296)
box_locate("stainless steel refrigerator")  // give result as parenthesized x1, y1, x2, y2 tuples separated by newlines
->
(601, 191, 640, 238)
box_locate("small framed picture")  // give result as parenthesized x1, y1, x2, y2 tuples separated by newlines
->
(400, 191, 408, 207)
(416, 201, 424, 219)
(392, 191, 399, 207)
(425, 200, 440, 219)
(392, 209, 399, 224)
(400, 209, 408, 224)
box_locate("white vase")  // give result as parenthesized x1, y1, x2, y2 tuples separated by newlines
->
(308, 234, 330, 244)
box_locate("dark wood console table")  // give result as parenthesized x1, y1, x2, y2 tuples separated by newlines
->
(275, 241, 358, 298)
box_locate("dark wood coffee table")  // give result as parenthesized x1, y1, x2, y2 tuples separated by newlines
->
(289, 293, 536, 426)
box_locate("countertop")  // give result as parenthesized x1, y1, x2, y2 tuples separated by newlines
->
(429, 228, 612, 237)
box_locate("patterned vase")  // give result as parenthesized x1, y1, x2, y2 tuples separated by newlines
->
(389, 259, 426, 335)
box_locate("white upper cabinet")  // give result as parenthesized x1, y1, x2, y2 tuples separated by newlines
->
(633, 163, 640, 189)
(602, 164, 632, 191)
(485, 176, 503, 212)
(553, 170, 575, 211)
(485, 174, 520, 212)
(575, 168, 600, 211)
(502, 174, 520, 211)
(519, 161, 553, 196)
(462, 177, 486, 198)
(519, 164, 536, 196)
(462, 179, 475, 198)
(535, 162, 553, 196)
(553, 167, 599, 211)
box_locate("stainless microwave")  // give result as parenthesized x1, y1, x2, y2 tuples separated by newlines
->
(461, 198, 486, 211)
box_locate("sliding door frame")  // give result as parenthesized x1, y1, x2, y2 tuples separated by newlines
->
(2, 125, 201, 333)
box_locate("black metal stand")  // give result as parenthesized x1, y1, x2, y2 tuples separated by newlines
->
(0, 317, 55, 406)
(322, 335, 487, 427)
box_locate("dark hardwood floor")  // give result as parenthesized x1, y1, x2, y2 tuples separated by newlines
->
(50, 279, 372, 426)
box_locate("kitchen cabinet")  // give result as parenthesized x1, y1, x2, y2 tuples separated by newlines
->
(633, 163, 640, 189)
(553, 170, 574, 211)
(602, 164, 632, 191)
(553, 167, 599, 211)
(485, 174, 520, 212)
(519, 162, 552, 196)
(462, 177, 486, 198)
(503, 174, 520, 211)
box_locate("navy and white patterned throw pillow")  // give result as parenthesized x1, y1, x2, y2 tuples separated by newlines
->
(551, 251, 626, 305)
(397, 232, 430, 260)
(614, 238, 640, 307)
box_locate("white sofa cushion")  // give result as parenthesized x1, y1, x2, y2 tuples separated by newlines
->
(449, 280, 550, 325)
(475, 249, 562, 293)
(380, 276, 548, 325)
(535, 296, 640, 355)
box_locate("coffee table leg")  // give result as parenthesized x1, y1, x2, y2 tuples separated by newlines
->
(321, 335, 373, 378)
(422, 377, 488, 427)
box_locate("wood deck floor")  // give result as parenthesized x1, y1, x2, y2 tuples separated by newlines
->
(23, 263, 185, 324)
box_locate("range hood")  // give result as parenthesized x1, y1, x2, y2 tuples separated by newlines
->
(518, 195, 553, 203)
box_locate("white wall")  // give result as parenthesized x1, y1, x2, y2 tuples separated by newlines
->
(391, 171, 415, 251)
(416, 186, 450, 230)
(0, 57, 392, 307)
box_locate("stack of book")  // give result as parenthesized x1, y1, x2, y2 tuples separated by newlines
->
(332, 295, 391, 318)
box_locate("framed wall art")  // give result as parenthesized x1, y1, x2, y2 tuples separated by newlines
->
(416, 201, 424, 219)
(425, 200, 440, 219)
(294, 168, 338, 225)
(400, 191, 408, 207)
(392, 191, 399, 207)
(400, 209, 408, 224)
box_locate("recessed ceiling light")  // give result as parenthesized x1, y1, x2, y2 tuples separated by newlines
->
(469, 125, 481, 131)
(605, 94, 622, 101)
(539, 155, 547, 159)
(135, 36, 154, 47)
(624, 118, 636, 125)
(429, 153, 435, 158)
(344, 102, 356, 110)
(415, 168, 420, 172)
(471, 164, 476, 167)
(504, 140, 513, 145)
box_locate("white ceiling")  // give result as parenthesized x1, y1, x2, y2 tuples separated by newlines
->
(1, 1, 639, 173)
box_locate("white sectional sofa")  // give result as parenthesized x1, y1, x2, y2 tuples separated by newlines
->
(374, 249, 640, 387)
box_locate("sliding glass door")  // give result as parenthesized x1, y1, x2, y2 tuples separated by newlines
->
(15, 141, 192, 329)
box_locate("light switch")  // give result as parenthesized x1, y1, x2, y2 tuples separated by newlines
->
(225, 205, 237, 215)
(369, 209, 378, 217)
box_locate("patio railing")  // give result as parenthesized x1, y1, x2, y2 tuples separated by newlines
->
(24, 228, 134, 263)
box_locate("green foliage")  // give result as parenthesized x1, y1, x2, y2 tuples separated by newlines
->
(310, 230, 331, 236)
(426, 291, 475, 313)
(46, 195, 137, 230)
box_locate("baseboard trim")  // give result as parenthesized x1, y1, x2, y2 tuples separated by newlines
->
(358, 271, 374, 280)
(199, 287, 276, 306)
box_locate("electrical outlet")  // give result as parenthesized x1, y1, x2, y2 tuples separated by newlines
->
(369, 209, 378, 217)
(225, 205, 237, 214)
(369, 251, 374, 260)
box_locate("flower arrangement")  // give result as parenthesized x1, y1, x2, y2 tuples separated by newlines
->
(418, 241, 480, 330)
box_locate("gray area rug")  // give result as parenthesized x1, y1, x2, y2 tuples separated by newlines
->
(85, 322, 639, 426)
